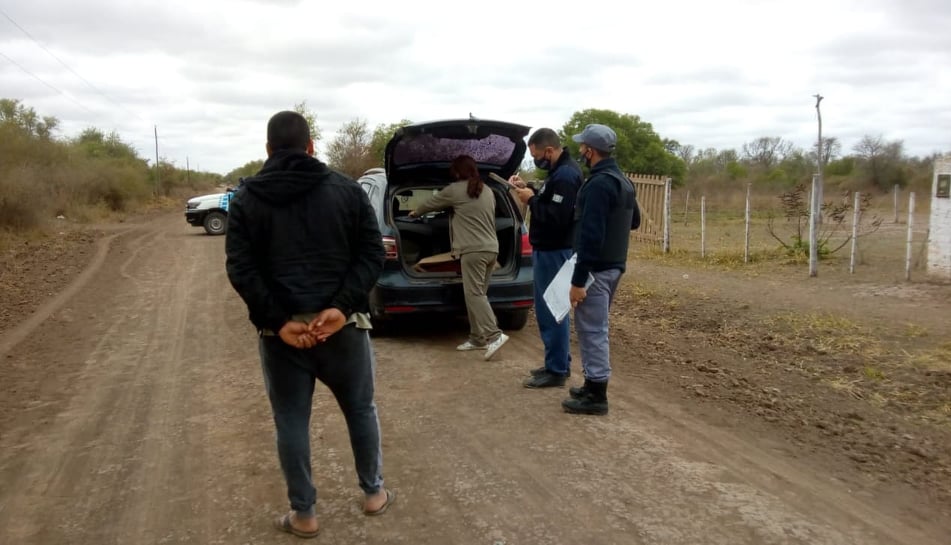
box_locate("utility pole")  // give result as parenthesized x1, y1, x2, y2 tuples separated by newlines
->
(154, 125, 161, 197)
(809, 94, 824, 277)
(186, 156, 190, 186)
(815, 94, 824, 221)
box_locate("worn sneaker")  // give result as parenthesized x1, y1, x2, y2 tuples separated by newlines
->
(456, 340, 486, 351)
(483, 333, 509, 360)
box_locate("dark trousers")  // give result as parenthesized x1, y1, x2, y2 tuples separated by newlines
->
(259, 324, 383, 516)
(533, 249, 574, 375)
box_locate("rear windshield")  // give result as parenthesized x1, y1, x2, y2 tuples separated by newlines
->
(392, 133, 517, 167)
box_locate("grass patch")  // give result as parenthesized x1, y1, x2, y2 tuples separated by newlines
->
(863, 366, 887, 381)
(906, 342, 951, 372)
(768, 312, 884, 357)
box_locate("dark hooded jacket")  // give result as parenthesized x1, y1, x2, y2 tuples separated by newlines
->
(225, 150, 384, 333)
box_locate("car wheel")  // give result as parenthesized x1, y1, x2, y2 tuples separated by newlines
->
(203, 211, 227, 236)
(497, 309, 529, 331)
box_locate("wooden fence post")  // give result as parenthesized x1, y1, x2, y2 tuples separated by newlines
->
(663, 178, 672, 254)
(744, 183, 751, 263)
(905, 192, 916, 281)
(849, 192, 860, 274)
(700, 196, 706, 258)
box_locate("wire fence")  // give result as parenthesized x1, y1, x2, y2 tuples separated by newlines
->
(632, 180, 938, 282)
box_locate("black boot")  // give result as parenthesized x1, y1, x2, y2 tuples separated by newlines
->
(562, 380, 608, 415)
(568, 380, 590, 400)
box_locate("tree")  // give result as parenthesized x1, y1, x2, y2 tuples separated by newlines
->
(560, 109, 686, 183)
(293, 101, 322, 143)
(369, 119, 412, 166)
(74, 128, 139, 160)
(326, 118, 376, 179)
(853, 134, 908, 191)
(767, 184, 882, 257)
(0, 98, 59, 139)
(810, 136, 841, 167)
(676, 143, 696, 165)
(225, 159, 265, 182)
(741, 136, 794, 169)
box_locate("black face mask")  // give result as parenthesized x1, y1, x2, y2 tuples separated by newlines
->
(577, 149, 591, 168)
(533, 156, 551, 170)
(533, 148, 552, 170)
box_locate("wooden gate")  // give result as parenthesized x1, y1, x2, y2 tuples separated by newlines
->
(627, 174, 671, 251)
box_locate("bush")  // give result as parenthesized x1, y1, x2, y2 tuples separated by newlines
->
(0, 173, 42, 230)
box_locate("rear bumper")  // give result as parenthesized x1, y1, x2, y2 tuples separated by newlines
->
(370, 268, 534, 318)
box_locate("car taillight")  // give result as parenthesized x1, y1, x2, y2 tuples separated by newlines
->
(520, 232, 532, 256)
(382, 236, 398, 260)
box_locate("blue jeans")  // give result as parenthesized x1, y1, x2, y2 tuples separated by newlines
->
(259, 324, 384, 516)
(534, 249, 574, 376)
(574, 268, 623, 382)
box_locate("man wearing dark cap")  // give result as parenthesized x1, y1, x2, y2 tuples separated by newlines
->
(226, 110, 394, 538)
(562, 123, 638, 415)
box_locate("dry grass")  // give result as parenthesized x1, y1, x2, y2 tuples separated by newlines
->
(905, 342, 951, 372)
(767, 312, 886, 357)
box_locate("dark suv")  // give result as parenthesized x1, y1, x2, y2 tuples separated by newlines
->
(357, 119, 534, 330)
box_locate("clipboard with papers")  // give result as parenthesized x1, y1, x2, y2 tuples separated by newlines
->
(542, 253, 594, 324)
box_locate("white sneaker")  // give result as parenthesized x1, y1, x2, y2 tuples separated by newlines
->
(456, 340, 485, 351)
(484, 333, 509, 360)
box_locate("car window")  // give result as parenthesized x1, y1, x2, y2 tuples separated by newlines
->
(395, 189, 440, 212)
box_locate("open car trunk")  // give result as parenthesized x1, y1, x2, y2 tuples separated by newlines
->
(389, 184, 521, 278)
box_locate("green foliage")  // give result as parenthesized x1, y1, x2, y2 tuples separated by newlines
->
(224, 160, 265, 183)
(74, 128, 140, 161)
(559, 109, 687, 184)
(0, 98, 219, 232)
(326, 118, 377, 179)
(725, 161, 747, 180)
(826, 157, 854, 176)
(369, 120, 412, 166)
(293, 101, 322, 143)
(852, 134, 908, 191)
(0, 98, 59, 140)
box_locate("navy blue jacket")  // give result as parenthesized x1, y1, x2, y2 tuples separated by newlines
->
(225, 150, 384, 333)
(572, 158, 637, 287)
(526, 147, 583, 250)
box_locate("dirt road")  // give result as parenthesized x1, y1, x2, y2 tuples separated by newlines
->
(0, 213, 947, 544)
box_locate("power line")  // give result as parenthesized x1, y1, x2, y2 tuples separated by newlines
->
(0, 49, 96, 115)
(0, 7, 149, 123)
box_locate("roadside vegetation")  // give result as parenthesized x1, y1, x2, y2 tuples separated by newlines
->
(0, 98, 220, 240)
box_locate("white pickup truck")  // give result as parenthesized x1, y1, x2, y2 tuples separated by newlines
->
(184, 185, 237, 235)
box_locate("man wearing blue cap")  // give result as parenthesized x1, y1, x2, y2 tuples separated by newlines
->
(563, 124, 638, 415)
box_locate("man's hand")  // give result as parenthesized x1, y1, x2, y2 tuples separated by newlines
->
(278, 321, 316, 349)
(508, 175, 527, 189)
(514, 186, 533, 204)
(308, 308, 347, 342)
(408, 210, 418, 218)
(570, 286, 587, 308)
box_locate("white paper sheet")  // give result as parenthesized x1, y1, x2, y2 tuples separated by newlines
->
(543, 253, 594, 324)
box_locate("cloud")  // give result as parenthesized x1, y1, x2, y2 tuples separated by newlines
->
(1, 0, 949, 174)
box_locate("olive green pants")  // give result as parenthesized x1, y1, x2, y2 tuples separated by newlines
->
(460, 251, 502, 345)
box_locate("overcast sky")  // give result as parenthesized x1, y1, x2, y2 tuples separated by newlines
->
(2, 0, 949, 174)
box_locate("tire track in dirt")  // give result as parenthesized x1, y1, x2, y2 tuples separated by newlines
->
(0, 219, 217, 543)
(0, 229, 131, 359)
